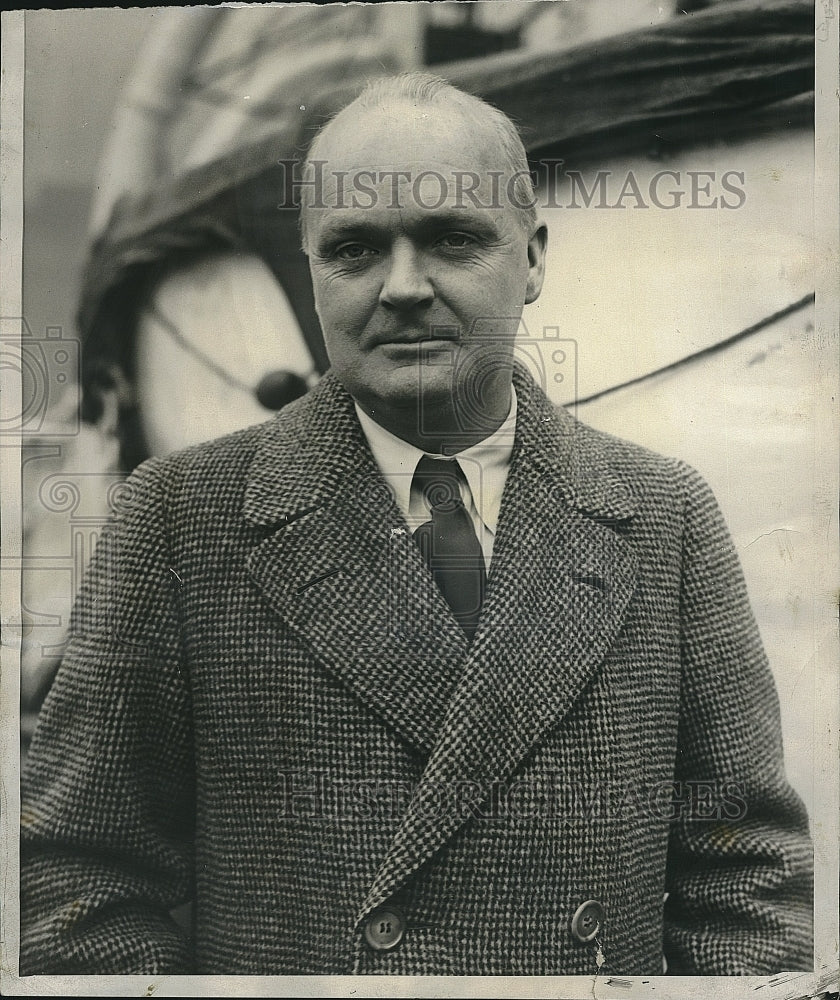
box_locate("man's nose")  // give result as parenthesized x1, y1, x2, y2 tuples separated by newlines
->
(379, 242, 434, 310)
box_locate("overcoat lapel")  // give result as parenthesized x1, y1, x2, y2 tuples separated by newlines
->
(242, 367, 641, 922)
(359, 369, 641, 917)
(243, 374, 468, 757)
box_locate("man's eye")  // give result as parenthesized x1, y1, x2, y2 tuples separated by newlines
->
(438, 232, 475, 249)
(335, 243, 374, 260)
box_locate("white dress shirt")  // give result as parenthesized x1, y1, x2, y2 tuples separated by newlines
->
(354, 389, 517, 572)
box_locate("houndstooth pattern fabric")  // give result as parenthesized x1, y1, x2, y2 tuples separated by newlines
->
(20, 366, 813, 976)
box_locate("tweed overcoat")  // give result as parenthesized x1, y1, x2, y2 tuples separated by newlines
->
(20, 366, 812, 977)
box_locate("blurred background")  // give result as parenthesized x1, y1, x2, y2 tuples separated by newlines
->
(18, 1, 828, 823)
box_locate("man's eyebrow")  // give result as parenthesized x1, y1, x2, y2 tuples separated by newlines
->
(414, 209, 500, 238)
(313, 216, 384, 249)
(313, 209, 501, 249)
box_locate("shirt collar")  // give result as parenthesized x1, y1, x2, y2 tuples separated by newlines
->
(354, 387, 517, 533)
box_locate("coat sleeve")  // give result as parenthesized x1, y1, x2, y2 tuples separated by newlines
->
(20, 457, 195, 975)
(662, 466, 813, 974)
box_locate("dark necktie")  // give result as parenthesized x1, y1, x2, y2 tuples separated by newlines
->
(412, 455, 487, 641)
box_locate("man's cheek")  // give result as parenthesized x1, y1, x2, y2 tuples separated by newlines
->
(315, 293, 366, 334)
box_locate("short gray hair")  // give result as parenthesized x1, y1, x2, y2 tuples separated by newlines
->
(300, 72, 537, 252)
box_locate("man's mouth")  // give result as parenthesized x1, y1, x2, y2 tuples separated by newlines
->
(373, 331, 460, 347)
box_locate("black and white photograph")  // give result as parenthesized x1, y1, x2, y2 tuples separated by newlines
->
(1, 2, 837, 996)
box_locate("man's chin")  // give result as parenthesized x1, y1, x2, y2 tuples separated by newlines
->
(341, 351, 512, 437)
(374, 363, 458, 410)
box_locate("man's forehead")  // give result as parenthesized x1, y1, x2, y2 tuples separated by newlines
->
(300, 98, 530, 240)
(303, 165, 517, 227)
(312, 99, 505, 175)
(312, 157, 508, 190)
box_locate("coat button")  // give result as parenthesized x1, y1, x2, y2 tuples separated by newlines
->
(364, 906, 405, 951)
(570, 899, 605, 943)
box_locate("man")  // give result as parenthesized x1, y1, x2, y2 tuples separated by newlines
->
(21, 74, 812, 977)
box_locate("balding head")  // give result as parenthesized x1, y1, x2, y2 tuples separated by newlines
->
(299, 73, 537, 252)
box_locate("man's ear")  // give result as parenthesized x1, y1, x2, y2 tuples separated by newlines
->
(525, 222, 548, 304)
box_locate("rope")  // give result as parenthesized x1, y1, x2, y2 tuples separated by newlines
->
(574, 292, 815, 406)
(144, 301, 254, 395)
(147, 291, 816, 412)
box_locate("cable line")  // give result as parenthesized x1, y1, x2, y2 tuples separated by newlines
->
(575, 292, 816, 407)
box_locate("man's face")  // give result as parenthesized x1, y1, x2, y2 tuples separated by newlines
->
(304, 100, 547, 444)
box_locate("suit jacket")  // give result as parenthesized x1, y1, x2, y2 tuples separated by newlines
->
(20, 365, 813, 977)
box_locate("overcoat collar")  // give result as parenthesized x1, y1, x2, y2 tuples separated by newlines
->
(243, 365, 638, 528)
(243, 366, 640, 916)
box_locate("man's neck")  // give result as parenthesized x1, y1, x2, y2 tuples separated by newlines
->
(354, 389, 514, 455)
